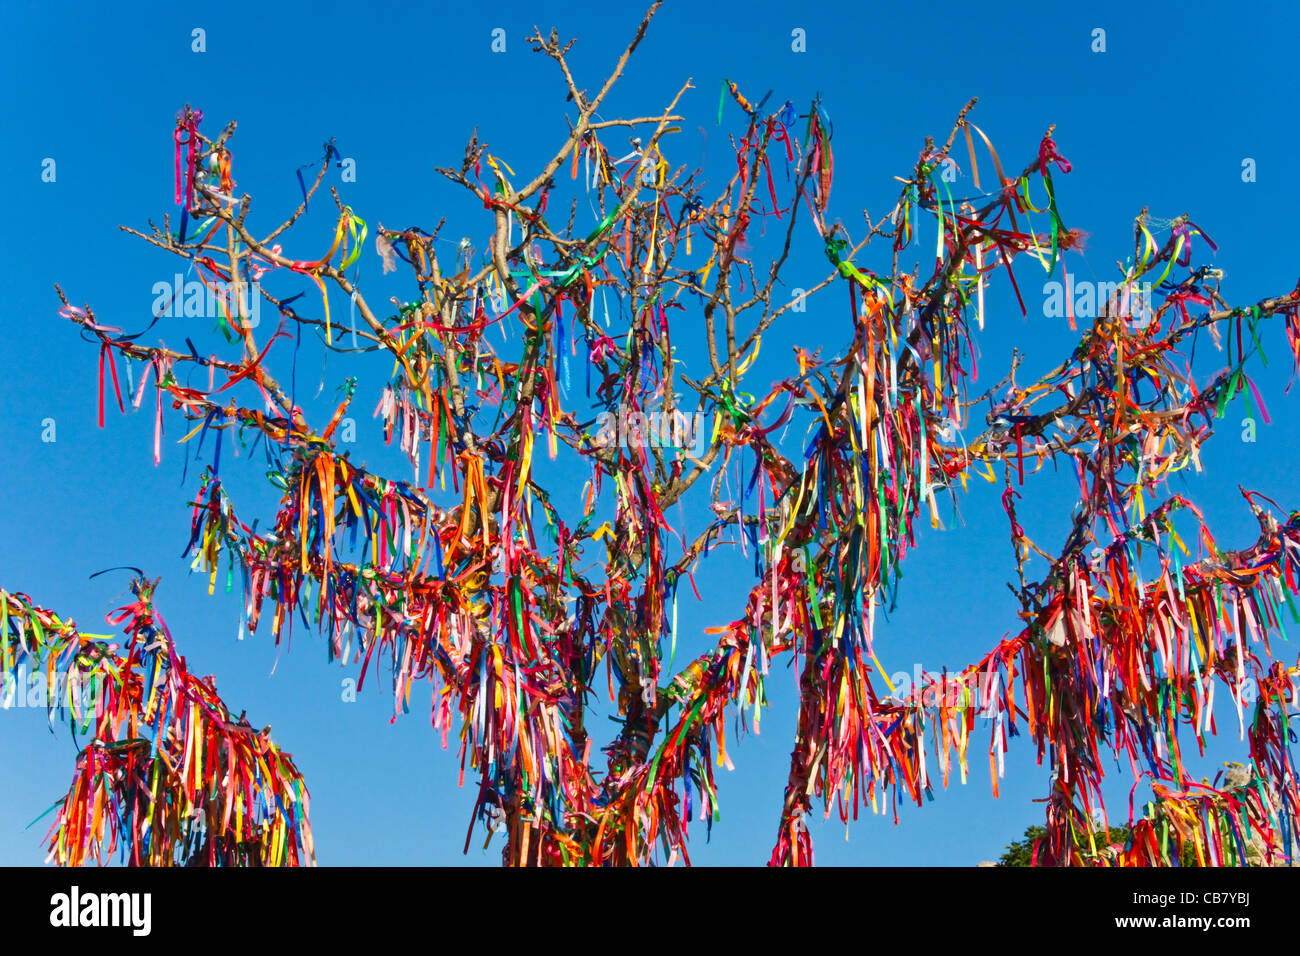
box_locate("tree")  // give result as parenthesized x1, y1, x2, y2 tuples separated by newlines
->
(998, 826, 1049, 867)
(9, 2, 1300, 866)
(999, 809, 1242, 867)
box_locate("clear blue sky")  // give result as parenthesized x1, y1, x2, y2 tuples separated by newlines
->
(1, 0, 1297, 866)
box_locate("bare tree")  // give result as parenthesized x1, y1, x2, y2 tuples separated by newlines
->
(11, 3, 1300, 865)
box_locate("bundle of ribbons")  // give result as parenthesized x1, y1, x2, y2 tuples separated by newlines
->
(2, 579, 312, 866)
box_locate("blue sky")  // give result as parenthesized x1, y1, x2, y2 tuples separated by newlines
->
(1, 0, 1298, 866)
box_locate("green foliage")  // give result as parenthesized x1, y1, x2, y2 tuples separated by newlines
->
(997, 822, 1219, 866)
(997, 824, 1136, 866)
(998, 826, 1046, 866)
